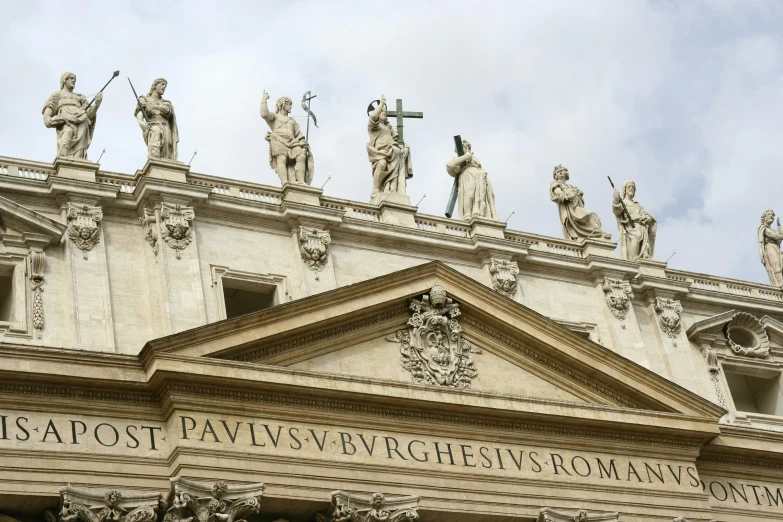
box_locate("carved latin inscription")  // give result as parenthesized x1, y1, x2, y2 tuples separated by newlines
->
(489, 258, 519, 298)
(66, 204, 102, 260)
(654, 297, 683, 338)
(602, 277, 632, 320)
(160, 204, 194, 260)
(388, 284, 481, 389)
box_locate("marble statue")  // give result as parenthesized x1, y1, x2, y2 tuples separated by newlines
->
(758, 209, 783, 286)
(612, 180, 656, 261)
(366, 95, 412, 204)
(550, 165, 609, 241)
(42, 72, 102, 159)
(135, 78, 179, 161)
(260, 90, 314, 185)
(446, 139, 498, 221)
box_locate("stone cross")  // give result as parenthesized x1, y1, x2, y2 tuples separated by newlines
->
(386, 98, 423, 145)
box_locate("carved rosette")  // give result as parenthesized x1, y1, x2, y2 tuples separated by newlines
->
(654, 297, 683, 338)
(56, 487, 161, 522)
(537, 507, 619, 522)
(29, 250, 45, 338)
(139, 209, 158, 256)
(299, 227, 331, 273)
(602, 277, 633, 320)
(66, 204, 103, 260)
(160, 204, 194, 260)
(162, 477, 265, 522)
(388, 284, 482, 389)
(723, 312, 770, 358)
(316, 491, 419, 522)
(489, 258, 519, 298)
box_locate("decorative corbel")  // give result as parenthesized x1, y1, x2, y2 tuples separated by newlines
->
(159, 203, 194, 260)
(489, 258, 519, 298)
(66, 203, 103, 260)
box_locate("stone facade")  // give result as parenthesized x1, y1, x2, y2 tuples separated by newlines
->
(0, 155, 783, 521)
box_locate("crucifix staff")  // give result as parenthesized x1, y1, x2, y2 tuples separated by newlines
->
(366, 97, 423, 145)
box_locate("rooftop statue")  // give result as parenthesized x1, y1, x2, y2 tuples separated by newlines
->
(134, 78, 179, 161)
(758, 209, 783, 287)
(366, 95, 414, 204)
(42, 72, 102, 159)
(260, 90, 314, 185)
(549, 164, 609, 241)
(445, 138, 498, 221)
(612, 180, 656, 261)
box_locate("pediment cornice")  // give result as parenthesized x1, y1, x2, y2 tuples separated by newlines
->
(0, 194, 66, 248)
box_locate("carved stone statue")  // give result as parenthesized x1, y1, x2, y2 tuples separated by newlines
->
(366, 95, 412, 204)
(260, 90, 314, 185)
(550, 165, 609, 241)
(42, 72, 102, 159)
(446, 139, 498, 221)
(135, 78, 179, 160)
(758, 209, 783, 286)
(612, 180, 656, 261)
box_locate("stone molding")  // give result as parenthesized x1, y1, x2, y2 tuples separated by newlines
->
(298, 226, 331, 273)
(654, 297, 683, 338)
(317, 491, 419, 522)
(66, 203, 103, 260)
(489, 258, 519, 298)
(160, 203, 194, 259)
(163, 477, 265, 522)
(537, 507, 619, 522)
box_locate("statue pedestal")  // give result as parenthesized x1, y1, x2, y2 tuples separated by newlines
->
(581, 237, 617, 259)
(636, 258, 668, 278)
(282, 183, 323, 206)
(469, 216, 507, 239)
(141, 158, 190, 183)
(53, 157, 99, 183)
(379, 198, 417, 227)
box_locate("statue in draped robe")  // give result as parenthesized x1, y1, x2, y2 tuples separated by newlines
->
(260, 90, 314, 185)
(446, 139, 498, 221)
(549, 164, 609, 240)
(612, 180, 656, 261)
(135, 78, 179, 161)
(366, 95, 412, 204)
(758, 209, 783, 286)
(42, 72, 102, 159)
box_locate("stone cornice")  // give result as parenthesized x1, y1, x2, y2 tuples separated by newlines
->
(0, 194, 67, 246)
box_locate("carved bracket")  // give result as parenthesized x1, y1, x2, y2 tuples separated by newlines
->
(316, 491, 419, 522)
(29, 250, 45, 338)
(654, 297, 683, 338)
(602, 277, 633, 320)
(66, 204, 102, 260)
(55, 486, 161, 522)
(299, 227, 331, 274)
(388, 284, 482, 389)
(139, 208, 158, 256)
(160, 204, 194, 260)
(538, 507, 619, 522)
(162, 476, 265, 522)
(489, 258, 519, 298)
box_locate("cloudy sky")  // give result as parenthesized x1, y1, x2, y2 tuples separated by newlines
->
(2, 0, 782, 284)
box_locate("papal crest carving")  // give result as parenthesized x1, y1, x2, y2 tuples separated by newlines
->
(654, 297, 682, 338)
(299, 226, 331, 273)
(489, 258, 519, 298)
(66, 203, 102, 260)
(602, 277, 633, 320)
(388, 284, 481, 389)
(160, 204, 194, 260)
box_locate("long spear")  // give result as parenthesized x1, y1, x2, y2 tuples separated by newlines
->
(607, 176, 635, 228)
(85, 70, 120, 109)
(444, 135, 464, 218)
(127, 77, 149, 122)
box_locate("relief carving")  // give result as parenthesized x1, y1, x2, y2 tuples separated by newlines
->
(299, 227, 331, 273)
(489, 258, 519, 298)
(602, 277, 633, 320)
(538, 507, 619, 522)
(66, 204, 102, 260)
(162, 477, 264, 522)
(388, 284, 482, 389)
(55, 487, 161, 522)
(316, 491, 419, 522)
(160, 203, 194, 259)
(139, 209, 158, 256)
(30, 250, 45, 338)
(654, 297, 682, 338)
(723, 312, 770, 358)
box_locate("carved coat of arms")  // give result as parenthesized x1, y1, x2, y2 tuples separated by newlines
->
(67, 204, 103, 260)
(389, 284, 481, 389)
(160, 204, 194, 259)
(299, 226, 331, 272)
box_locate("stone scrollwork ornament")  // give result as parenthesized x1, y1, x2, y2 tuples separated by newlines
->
(723, 312, 770, 358)
(316, 491, 419, 522)
(602, 277, 633, 320)
(67, 204, 103, 260)
(163, 477, 265, 522)
(56, 487, 161, 522)
(388, 284, 482, 388)
(489, 258, 519, 298)
(537, 507, 619, 522)
(29, 251, 45, 338)
(654, 297, 683, 338)
(160, 203, 194, 260)
(139, 208, 158, 256)
(299, 227, 331, 275)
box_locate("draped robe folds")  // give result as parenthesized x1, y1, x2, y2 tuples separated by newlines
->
(550, 181, 604, 240)
(264, 114, 314, 184)
(613, 198, 657, 261)
(135, 96, 179, 161)
(42, 90, 96, 159)
(758, 224, 783, 286)
(366, 119, 412, 204)
(446, 154, 498, 221)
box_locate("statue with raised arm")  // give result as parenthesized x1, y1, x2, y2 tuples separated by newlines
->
(550, 164, 609, 240)
(135, 78, 179, 161)
(42, 72, 102, 159)
(260, 90, 314, 185)
(446, 139, 498, 221)
(366, 95, 412, 204)
(612, 180, 657, 261)
(759, 209, 783, 286)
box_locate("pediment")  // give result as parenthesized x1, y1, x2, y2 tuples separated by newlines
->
(141, 262, 725, 421)
(0, 194, 66, 248)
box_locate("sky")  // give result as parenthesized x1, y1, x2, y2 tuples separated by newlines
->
(1, 0, 782, 284)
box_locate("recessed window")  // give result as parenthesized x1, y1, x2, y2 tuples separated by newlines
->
(0, 264, 14, 322)
(725, 370, 783, 416)
(222, 279, 276, 319)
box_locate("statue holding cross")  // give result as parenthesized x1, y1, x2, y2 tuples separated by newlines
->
(365, 95, 422, 205)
